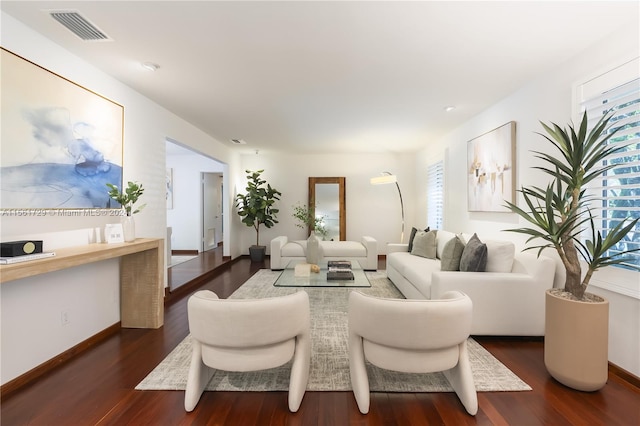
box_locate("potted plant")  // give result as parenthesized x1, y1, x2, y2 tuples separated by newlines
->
(505, 110, 639, 391)
(235, 170, 282, 262)
(292, 202, 328, 239)
(106, 181, 146, 242)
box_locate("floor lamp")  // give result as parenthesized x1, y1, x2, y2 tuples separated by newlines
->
(370, 171, 405, 243)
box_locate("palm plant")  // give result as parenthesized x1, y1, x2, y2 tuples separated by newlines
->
(505, 111, 639, 300)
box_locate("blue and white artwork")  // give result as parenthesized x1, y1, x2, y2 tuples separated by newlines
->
(1, 49, 123, 209)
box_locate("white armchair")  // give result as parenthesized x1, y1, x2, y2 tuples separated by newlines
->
(348, 290, 477, 415)
(185, 290, 311, 412)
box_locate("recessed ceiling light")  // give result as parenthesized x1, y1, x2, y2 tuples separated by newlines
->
(444, 106, 455, 112)
(141, 62, 160, 71)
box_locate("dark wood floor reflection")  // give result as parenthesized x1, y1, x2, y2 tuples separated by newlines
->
(1, 254, 638, 425)
(168, 245, 230, 292)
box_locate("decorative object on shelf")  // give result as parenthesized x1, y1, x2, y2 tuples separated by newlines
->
(467, 122, 516, 212)
(106, 181, 146, 242)
(370, 171, 405, 242)
(1, 48, 124, 209)
(292, 202, 328, 239)
(504, 111, 639, 391)
(306, 231, 321, 265)
(0, 240, 43, 257)
(235, 170, 282, 262)
(104, 223, 125, 244)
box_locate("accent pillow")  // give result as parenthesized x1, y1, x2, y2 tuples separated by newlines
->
(411, 230, 437, 259)
(485, 240, 516, 272)
(460, 233, 487, 272)
(440, 235, 466, 271)
(436, 230, 456, 259)
(408, 226, 429, 252)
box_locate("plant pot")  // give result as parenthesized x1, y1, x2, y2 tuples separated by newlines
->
(122, 215, 136, 242)
(249, 245, 266, 262)
(544, 288, 609, 391)
(306, 231, 321, 265)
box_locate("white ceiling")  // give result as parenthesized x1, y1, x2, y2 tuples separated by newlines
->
(2, 1, 638, 154)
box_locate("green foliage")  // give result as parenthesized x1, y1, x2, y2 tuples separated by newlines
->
(106, 181, 146, 216)
(235, 170, 282, 246)
(504, 111, 639, 299)
(292, 202, 328, 239)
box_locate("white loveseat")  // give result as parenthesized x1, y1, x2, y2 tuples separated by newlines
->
(270, 236, 378, 271)
(386, 230, 555, 336)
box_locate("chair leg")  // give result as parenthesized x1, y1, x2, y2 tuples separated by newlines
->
(184, 341, 214, 412)
(349, 334, 371, 414)
(288, 333, 311, 412)
(443, 340, 478, 416)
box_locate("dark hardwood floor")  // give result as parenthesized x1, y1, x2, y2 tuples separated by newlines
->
(1, 249, 639, 425)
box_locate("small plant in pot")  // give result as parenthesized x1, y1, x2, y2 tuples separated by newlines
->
(106, 181, 146, 242)
(292, 202, 328, 240)
(235, 170, 282, 262)
(504, 110, 639, 391)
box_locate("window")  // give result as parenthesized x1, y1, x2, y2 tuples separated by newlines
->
(427, 160, 444, 230)
(579, 59, 640, 269)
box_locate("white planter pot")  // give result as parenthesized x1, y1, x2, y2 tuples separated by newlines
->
(544, 289, 609, 391)
(122, 215, 136, 242)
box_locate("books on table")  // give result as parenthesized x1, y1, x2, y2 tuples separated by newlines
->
(0, 252, 56, 264)
(327, 260, 354, 281)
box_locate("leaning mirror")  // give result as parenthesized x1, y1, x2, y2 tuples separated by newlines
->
(308, 177, 346, 241)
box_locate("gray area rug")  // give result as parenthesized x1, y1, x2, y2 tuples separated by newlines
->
(136, 270, 531, 392)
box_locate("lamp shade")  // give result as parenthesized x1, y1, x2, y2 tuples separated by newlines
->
(370, 174, 397, 185)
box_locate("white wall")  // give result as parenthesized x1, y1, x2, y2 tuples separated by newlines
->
(0, 13, 240, 385)
(236, 152, 416, 254)
(166, 151, 224, 251)
(417, 23, 640, 376)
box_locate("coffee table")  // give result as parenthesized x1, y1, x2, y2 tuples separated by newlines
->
(274, 259, 371, 288)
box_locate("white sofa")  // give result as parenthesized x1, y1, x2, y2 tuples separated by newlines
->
(270, 236, 378, 271)
(386, 230, 555, 336)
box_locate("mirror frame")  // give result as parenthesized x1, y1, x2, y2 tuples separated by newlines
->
(308, 177, 346, 241)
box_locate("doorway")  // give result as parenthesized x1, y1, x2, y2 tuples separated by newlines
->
(202, 172, 223, 251)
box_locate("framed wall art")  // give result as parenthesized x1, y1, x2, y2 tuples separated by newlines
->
(467, 121, 516, 212)
(0, 48, 124, 210)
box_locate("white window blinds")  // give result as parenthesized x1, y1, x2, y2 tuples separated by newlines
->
(427, 160, 444, 230)
(579, 59, 640, 269)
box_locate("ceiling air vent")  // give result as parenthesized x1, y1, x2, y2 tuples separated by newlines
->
(49, 10, 111, 41)
(231, 139, 247, 145)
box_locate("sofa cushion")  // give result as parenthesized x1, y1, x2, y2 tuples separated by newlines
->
(282, 242, 306, 257)
(436, 230, 456, 259)
(411, 230, 437, 259)
(408, 226, 429, 252)
(440, 235, 466, 271)
(485, 240, 516, 272)
(399, 253, 441, 298)
(460, 233, 487, 272)
(320, 240, 365, 257)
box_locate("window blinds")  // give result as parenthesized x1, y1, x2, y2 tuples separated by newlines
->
(427, 160, 444, 230)
(579, 61, 640, 268)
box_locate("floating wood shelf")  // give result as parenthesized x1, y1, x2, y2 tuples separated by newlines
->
(0, 238, 164, 329)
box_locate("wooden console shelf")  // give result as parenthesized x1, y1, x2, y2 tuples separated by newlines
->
(0, 238, 164, 329)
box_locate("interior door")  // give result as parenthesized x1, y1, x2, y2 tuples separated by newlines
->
(202, 172, 223, 251)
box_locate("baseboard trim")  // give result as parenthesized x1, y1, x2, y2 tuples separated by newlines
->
(0, 322, 121, 400)
(164, 256, 241, 305)
(171, 249, 199, 255)
(609, 362, 640, 389)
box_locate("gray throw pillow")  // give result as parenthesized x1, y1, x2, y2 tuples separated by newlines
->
(411, 230, 437, 259)
(440, 235, 466, 271)
(408, 226, 429, 252)
(460, 233, 487, 272)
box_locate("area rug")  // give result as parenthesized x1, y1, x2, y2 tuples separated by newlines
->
(136, 270, 531, 393)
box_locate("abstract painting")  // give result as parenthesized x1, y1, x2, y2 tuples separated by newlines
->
(166, 168, 174, 210)
(467, 122, 516, 212)
(0, 48, 123, 209)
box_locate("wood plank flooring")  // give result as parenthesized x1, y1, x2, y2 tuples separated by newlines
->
(1, 249, 638, 425)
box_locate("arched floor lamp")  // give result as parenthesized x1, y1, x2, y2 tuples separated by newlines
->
(370, 171, 405, 243)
